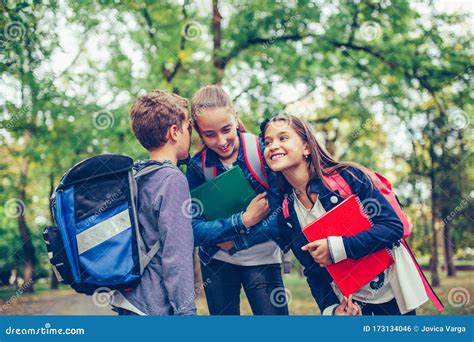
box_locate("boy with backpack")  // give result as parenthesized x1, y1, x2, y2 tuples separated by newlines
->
(110, 89, 196, 315)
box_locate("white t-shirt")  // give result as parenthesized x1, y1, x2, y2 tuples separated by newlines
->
(292, 190, 394, 306)
(212, 161, 282, 266)
(213, 240, 282, 266)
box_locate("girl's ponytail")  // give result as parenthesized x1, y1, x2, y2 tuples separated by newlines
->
(191, 85, 245, 131)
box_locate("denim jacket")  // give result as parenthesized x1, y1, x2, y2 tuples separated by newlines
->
(276, 166, 404, 313)
(185, 131, 283, 265)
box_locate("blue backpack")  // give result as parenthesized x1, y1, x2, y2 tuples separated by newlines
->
(43, 154, 171, 295)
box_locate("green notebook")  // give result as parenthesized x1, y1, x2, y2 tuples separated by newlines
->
(190, 166, 257, 221)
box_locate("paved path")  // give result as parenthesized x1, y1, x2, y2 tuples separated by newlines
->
(0, 290, 113, 316)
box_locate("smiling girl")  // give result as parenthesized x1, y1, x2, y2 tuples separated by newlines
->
(186, 85, 288, 315)
(261, 114, 430, 316)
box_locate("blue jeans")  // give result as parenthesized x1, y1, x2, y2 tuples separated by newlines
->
(200, 259, 289, 315)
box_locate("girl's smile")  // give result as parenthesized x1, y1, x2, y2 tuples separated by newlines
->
(218, 142, 231, 153)
(269, 152, 287, 161)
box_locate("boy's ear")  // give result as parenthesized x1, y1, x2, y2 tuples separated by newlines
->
(167, 124, 180, 143)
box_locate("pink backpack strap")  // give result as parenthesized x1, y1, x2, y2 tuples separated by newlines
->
(241, 132, 269, 189)
(401, 240, 445, 311)
(367, 170, 391, 194)
(321, 172, 353, 198)
(201, 149, 217, 180)
(368, 171, 412, 238)
(282, 194, 290, 219)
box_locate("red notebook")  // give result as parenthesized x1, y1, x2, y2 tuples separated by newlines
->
(302, 194, 394, 296)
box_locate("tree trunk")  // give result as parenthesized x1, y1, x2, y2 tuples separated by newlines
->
(50, 272, 59, 290)
(442, 218, 457, 277)
(429, 202, 440, 286)
(17, 153, 35, 293)
(212, 0, 225, 83)
(428, 140, 440, 287)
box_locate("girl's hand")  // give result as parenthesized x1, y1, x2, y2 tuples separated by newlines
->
(302, 239, 332, 266)
(242, 192, 270, 228)
(334, 295, 362, 316)
(217, 240, 234, 251)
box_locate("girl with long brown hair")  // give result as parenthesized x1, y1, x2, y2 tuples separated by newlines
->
(261, 114, 429, 315)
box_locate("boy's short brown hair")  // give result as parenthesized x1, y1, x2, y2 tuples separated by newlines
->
(130, 89, 189, 150)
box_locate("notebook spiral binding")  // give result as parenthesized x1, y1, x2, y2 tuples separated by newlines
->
(354, 195, 395, 261)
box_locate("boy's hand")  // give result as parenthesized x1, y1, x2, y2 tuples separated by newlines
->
(302, 239, 332, 266)
(334, 295, 362, 316)
(242, 192, 270, 228)
(217, 240, 234, 251)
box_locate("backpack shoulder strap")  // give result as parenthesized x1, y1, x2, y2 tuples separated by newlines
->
(370, 170, 413, 237)
(321, 171, 353, 198)
(133, 161, 175, 179)
(282, 193, 290, 219)
(141, 240, 161, 270)
(241, 132, 269, 189)
(201, 149, 217, 181)
(132, 161, 175, 273)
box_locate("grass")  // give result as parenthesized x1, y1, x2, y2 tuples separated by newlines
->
(1, 271, 472, 315)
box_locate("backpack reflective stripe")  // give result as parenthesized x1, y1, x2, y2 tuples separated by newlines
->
(76, 209, 131, 254)
(201, 133, 269, 189)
